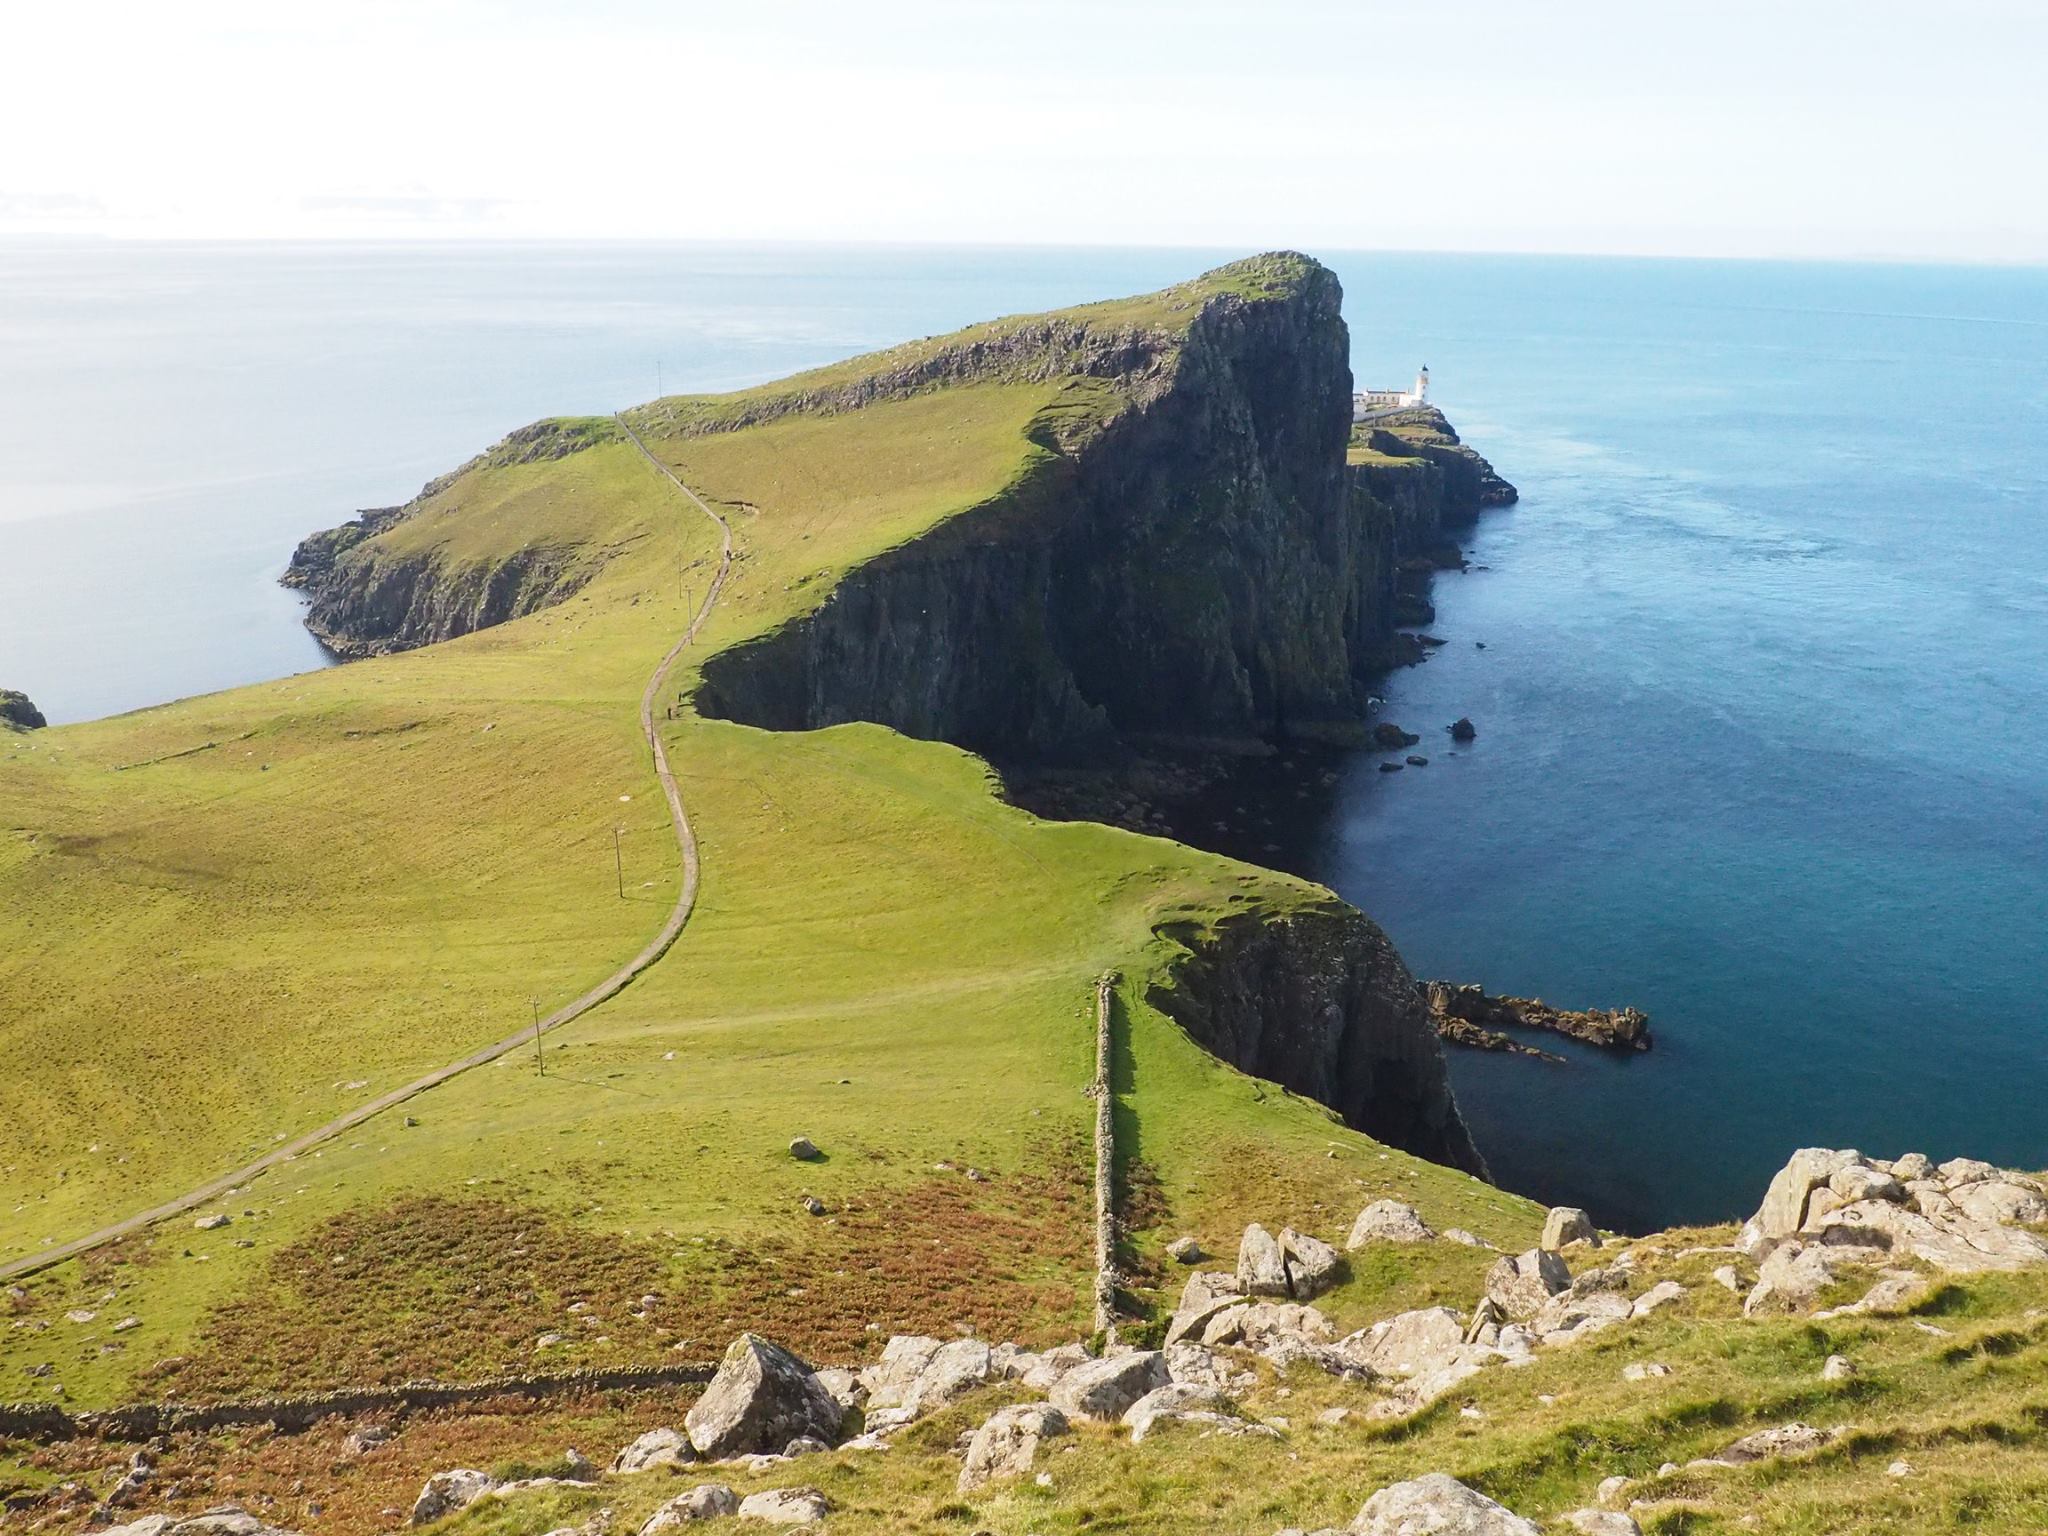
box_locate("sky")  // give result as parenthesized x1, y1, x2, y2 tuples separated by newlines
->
(4, 0, 2045, 261)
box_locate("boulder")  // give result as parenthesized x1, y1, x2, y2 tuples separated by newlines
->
(1954, 1180, 2048, 1227)
(1559, 1513, 1642, 1536)
(1352, 1473, 1539, 1535)
(1166, 1235, 1207, 1264)
(735, 1487, 828, 1524)
(1743, 1240, 1848, 1315)
(1123, 1382, 1226, 1442)
(1372, 723, 1422, 750)
(1630, 1280, 1687, 1318)
(1890, 1151, 1934, 1182)
(1280, 1227, 1343, 1298)
(1812, 1196, 2048, 1272)
(1829, 1165, 1906, 1206)
(957, 1402, 1068, 1492)
(1164, 1341, 1251, 1391)
(638, 1485, 738, 1531)
(98, 1520, 177, 1536)
(685, 1334, 843, 1458)
(1448, 718, 1477, 742)
(1166, 1271, 1246, 1344)
(1531, 1289, 1633, 1345)
(1821, 1354, 1856, 1381)
(1345, 1307, 1464, 1378)
(856, 1334, 996, 1430)
(1694, 1422, 1837, 1468)
(1938, 1156, 2001, 1188)
(1484, 1249, 1571, 1319)
(1019, 1341, 1092, 1391)
(1238, 1223, 1293, 1296)
(812, 1366, 866, 1413)
(1753, 1149, 1861, 1240)
(411, 1470, 496, 1525)
(342, 1424, 391, 1456)
(788, 1137, 820, 1161)
(612, 1427, 694, 1473)
(160, 1514, 301, 1536)
(1540, 1207, 1599, 1251)
(1048, 1350, 1169, 1422)
(1347, 1200, 1434, 1247)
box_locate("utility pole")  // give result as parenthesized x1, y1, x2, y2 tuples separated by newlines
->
(614, 826, 625, 899)
(531, 997, 545, 1076)
(656, 359, 664, 398)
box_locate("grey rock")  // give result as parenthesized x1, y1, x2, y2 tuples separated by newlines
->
(958, 1402, 1068, 1492)
(1238, 1223, 1293, 1297)
(638, 1484, 739, 1531)
(1694, 1422, 1837, 1468)
(1280, 1227, 1343, 1299)
(411, 1470, 496, 1525)
(1166, 1234, 1207, 1264)
(1123, 1381, 1226, 1441)
(736, 1486, 829, 1524)
(1048, 1349, 1169, 1422)
(612, 1426, 694, 1473)
(684, 1334, 843, 1459)
(1351, 1473, 1539, 1535)
(1165, 1270, 1246, 1345)
(1630, 1280, 1687, 1318)
(1484, 1248, 1571, 1320)
(1559, 1512, 1642, 1536)
(1344, 1307, 1464, 1378)
(1347, 1200, 1435, 1248)
(1754, 1148, 1860, 1240)
(1821, 1354, 1856, 1381)
(788, 1137, 821, 1161)
(1540, 1207, 1599, 1251)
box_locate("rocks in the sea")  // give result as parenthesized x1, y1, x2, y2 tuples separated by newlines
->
(1353, 1474, 1540, 1536)
(1371, 722, 1422, 750)
(1405, 755, 1429, 766)
(1430, 1010, 1566, 1062)
(1377, 761, 1404, 773)
(411, 1469, 496, 1525)
(684, 1333, 843, 1458)
(1448, 716, 1477, 741)
(1424, 981, 1652, 1051)
(1541, 1206, 1600, 1251)
(1347, 1199, 1435, 1247)
(0, 690, 46, 731)
(957, 1403, 1068, 1492)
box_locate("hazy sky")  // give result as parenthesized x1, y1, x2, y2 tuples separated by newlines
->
(6, 0, 2044, 260)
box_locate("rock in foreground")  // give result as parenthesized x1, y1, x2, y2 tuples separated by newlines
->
(685, 1334, 843, 1458)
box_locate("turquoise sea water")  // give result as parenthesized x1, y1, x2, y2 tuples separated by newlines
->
(2, 243, 2043, 1228)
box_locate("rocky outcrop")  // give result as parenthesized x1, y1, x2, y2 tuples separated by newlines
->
(695, 254, 1408, 759)
(1426, 981, 1652, 1052)
(683, 1334, 843, 1459)
(1148, 906, 1483, 1175)
(281, 418, 622, 659)
(0, 689, 46, 730)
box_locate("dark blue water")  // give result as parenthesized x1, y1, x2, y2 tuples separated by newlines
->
(3, 244, 2043, 1229)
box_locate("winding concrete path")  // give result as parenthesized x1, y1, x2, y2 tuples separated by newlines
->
(0, 419, 732, 1282)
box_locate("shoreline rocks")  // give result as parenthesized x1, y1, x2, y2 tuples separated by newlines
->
(1425, 981, 1652, 1052)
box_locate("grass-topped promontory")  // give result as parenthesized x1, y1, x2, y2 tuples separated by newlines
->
(0, 257, 1534, 1429)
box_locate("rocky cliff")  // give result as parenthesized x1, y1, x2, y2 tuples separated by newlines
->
(695, 255, 1390, 759)
(0, 690, 46, 731)
(1150, 905, 1484, 1175)
(282, 418, 621, 659)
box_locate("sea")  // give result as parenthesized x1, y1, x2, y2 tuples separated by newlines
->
(3, 241, 2044, 1231)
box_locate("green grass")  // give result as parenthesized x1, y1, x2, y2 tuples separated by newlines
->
(0, 263, 1529, 1420)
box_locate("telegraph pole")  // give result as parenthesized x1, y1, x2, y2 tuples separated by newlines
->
(531, 997, 545, 1075)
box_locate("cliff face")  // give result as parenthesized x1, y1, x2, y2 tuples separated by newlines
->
(0, 690, 46, 731)
(696, 258, 1388, 759)
(1150, 906, 1484, 1175)
(282, 418, 620, 659)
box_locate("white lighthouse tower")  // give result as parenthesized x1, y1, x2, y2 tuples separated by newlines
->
(1403, 365, 1430, 407)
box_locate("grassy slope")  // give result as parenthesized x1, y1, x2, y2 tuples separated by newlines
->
(0, 274, 1536, 1431)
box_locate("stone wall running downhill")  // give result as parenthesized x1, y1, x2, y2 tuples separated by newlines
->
(0, 1362, 715, 1447)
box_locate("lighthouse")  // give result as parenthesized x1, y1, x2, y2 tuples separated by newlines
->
(1406, 365, 1429, 407)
